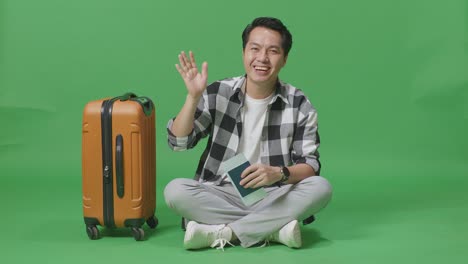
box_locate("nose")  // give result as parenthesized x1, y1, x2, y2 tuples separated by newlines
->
(257, 50, 269, 63)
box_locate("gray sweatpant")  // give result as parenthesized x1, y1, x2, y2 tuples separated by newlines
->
(164, 176, 332, 248)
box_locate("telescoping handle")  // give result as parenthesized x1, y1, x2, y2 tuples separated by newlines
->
(115, 134, 124, 198)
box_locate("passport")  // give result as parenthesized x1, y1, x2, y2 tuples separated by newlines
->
(221, 154, 267, 206)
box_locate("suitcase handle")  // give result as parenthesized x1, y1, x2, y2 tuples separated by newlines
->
(118, 93, 137, 101)
(112, 93, 154, 116)
(116, 134, 125, 198)
(130, 97, 154, 116)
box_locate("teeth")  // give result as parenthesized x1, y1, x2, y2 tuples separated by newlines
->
(255, 66, 269, 71)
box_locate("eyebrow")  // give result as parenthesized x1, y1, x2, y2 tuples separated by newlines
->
(248, 42, 282, 50)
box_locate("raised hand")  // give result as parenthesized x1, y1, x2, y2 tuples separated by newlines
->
(175, 51, 208, 100)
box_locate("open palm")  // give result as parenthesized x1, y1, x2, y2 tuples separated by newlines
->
(175, 51, 208, 99)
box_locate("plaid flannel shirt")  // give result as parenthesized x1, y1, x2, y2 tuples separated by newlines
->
(167, 75, 321, 183)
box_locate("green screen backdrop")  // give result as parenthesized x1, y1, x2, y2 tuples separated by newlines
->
(1, 0, 467, 263)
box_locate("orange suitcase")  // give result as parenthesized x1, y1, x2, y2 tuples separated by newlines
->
(82, 93, 157, 241)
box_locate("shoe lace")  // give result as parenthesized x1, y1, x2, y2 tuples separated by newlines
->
(259, 240, 271, 248)
(209, 226, 234, 251)
(211, 238, 234, 251)
(259, 232, 277, 247)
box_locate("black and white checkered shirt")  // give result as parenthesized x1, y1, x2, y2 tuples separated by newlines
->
(167, 75, 321, 182)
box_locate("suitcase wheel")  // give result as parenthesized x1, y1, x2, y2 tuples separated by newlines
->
(131, 227, 145, 241)
(86, 226, 99, 240)
(146, 216, 158, 229)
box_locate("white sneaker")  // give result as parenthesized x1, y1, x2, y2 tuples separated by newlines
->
(267, 220, 302, 248)
(184, 221, 234, 250)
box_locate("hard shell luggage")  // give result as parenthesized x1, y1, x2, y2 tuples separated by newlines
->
(82, 93, 157, 241)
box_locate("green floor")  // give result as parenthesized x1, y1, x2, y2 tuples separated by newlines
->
(1, 1, 467, 263)
(2, 155, 467, 264)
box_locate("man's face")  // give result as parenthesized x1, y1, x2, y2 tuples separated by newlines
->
(243, 26, 287, 88)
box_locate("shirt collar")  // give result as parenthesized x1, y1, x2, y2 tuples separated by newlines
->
(234, 75, 290, 105)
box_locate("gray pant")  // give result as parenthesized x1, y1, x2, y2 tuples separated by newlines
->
(164, 176, 332, 247)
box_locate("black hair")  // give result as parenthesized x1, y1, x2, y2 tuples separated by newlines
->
(242, 17, 293, 56)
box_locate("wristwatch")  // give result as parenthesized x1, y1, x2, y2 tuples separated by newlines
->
(279, 166, 290, 183)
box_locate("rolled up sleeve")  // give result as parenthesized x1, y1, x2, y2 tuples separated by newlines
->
(166, 118, 197, 151)
(291, 104, 321, 175)
(166, 93, 212, 151)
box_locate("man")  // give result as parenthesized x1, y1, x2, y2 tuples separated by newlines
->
(164, 17, 332, 250)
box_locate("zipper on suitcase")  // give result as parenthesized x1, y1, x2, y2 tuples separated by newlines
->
(101, 99, 115, 228)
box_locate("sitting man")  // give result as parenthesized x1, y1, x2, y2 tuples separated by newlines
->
(164, 17, 332, 250)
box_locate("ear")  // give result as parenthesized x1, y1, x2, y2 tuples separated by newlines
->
(282, 55, 288, 67)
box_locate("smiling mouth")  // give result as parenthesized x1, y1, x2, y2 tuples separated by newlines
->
(254, 66, 271, 72)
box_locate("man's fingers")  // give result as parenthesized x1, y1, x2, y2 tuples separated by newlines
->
(189, 51, 197, 68)
(201, 62, 208, 79)
(240, 170, 260, 186)
(181, 51, 192, 69)
(178, 54, 187, 70)
(241, 164, 256, 178)
(244, 175, 263, 188)
(240, 168, 249, 178)
(176, 51, 207, 82)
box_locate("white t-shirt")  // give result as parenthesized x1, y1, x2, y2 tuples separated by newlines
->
(238, 93, 274, 164)
(220, 92, 273, 184)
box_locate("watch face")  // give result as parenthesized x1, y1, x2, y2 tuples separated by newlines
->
(282, 166, 290, 177)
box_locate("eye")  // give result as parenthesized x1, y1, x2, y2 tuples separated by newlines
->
(251, 47, 259, 51)
(269, 49, 279, 54)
